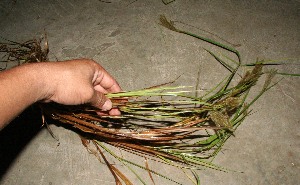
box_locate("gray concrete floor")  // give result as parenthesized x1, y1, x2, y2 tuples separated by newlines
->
(0, 0, 299, 184)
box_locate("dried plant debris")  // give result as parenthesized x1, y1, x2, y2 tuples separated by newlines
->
(2, 16, 297, 184)
(0, 34, 49, 70)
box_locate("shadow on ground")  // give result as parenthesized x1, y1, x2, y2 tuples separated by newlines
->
(0, 107, 42, 181)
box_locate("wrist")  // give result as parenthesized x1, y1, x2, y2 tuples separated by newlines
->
(18, 62, 54, 103)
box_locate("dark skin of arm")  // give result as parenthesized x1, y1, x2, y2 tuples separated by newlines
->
(0, 59, 122, 130)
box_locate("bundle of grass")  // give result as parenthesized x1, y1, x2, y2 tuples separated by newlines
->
(1, 16, 283, 184)
(41, 65, 274, 184)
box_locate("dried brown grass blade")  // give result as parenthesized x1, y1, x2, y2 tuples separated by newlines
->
(110, 164, 134, 185)
(145, 157, 156, 185)
(92, 140, 123, 185)
(80, 137, 103, 163)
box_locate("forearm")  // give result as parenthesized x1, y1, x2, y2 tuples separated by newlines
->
(0, 59, 121, 130)
(0, 63, 47, 129)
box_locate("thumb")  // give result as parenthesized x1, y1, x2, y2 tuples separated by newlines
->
(90, 91, 112, 111)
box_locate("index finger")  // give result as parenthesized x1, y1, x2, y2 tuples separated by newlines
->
(93, 64, 122, 94)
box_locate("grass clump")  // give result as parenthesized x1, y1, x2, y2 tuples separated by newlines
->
(1, 16, 293, 185)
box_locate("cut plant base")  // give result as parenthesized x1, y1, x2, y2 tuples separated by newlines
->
(1, 16, 296, 185)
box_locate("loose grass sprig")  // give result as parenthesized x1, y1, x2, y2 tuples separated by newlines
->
(0, 34, 49, 70)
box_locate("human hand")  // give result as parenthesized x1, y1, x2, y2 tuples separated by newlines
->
(41, 59, 121, 115)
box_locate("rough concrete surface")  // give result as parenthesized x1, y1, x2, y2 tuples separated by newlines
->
(0, 0, 299, 185)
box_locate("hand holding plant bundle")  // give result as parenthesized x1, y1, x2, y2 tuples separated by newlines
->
(1, 15, 298, 185)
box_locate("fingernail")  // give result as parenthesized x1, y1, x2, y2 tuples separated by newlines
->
(102, 100, 112, 111)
